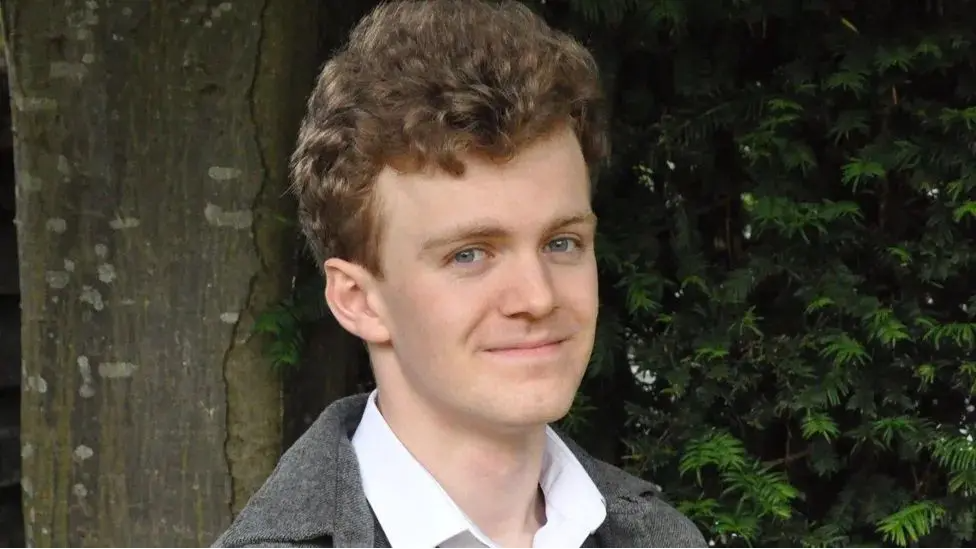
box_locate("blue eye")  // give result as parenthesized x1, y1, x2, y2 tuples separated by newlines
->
(546, 237, 578, 253)
(453, 248, 487, 264)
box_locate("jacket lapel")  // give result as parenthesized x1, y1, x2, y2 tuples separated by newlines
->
(212, 394, 376, 547)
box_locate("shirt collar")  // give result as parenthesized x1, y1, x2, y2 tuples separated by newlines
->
(351, 390, 607, 548)
(352, 390, 478, 547)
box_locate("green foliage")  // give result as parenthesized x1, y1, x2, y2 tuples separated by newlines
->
(252, 276, 325, 374)
(877, 501, 946, 547)
(532, 0, 976, 546)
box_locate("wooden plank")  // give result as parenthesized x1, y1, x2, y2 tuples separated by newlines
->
(0, 222, 17, 296)
(0, 428, 19, 488)
(0, 389, 19, 488)
(0, 298, 18, 389)
(0, 73, 11, 150)
(0, 485, 24, 548)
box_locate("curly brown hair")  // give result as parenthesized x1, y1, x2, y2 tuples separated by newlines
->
(290, 0, 609, 275)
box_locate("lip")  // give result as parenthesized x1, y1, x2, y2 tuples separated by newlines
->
(484, 338, 567, 358)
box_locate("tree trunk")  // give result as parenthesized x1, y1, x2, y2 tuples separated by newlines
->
(3, 1, 320, 545)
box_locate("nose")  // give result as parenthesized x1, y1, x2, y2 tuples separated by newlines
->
(498, 254, 556, 319)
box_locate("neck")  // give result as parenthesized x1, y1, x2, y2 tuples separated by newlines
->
(376, 387, 548, 547)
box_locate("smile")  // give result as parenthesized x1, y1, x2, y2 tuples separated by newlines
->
(484, 339, 566, 359)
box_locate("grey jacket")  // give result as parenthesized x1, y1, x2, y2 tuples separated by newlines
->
(213, 393, 707, 548)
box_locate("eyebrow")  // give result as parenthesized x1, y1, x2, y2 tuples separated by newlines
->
(420, 211, 598, 254)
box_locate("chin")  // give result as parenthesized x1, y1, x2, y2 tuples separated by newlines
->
(491, 382, 579, 428)
(463, 348, 589, 427)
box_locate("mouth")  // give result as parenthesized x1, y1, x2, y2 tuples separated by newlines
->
(484, 338, 568, 359)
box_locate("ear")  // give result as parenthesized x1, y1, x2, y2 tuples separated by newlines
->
(322, 258, 391, 344)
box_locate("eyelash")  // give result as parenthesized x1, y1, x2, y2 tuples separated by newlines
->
(448, 236, 586, 266)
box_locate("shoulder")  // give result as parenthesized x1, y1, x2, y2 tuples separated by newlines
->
(587, 456, 707, 547)
(211, 394, 376, 548)
(212, 541, 331, 548)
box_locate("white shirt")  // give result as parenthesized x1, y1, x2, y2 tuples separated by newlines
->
(352, 390, 607, 548)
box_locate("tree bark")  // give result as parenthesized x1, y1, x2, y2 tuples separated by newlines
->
(3, 1, 320, 545)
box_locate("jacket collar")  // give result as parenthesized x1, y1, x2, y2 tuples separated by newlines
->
(213, 392, 665, 547)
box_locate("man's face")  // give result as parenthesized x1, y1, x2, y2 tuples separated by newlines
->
(332, 126, 598, 433)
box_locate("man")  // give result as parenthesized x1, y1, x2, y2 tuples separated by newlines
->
(214, 1, 706, 547)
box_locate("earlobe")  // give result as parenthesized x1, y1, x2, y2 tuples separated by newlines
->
(322, 258, 391, 344)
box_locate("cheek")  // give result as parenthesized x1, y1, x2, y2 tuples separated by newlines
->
(385, 273, 485, 343)
(558, 260, 599, 313)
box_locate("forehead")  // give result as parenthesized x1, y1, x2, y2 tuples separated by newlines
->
(375, 128, 591, 239)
